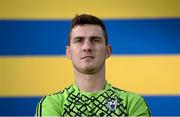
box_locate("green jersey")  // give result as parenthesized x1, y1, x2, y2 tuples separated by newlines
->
(35, 83, 151, 116)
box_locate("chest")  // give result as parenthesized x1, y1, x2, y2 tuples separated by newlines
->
(62, 91, 127, 116)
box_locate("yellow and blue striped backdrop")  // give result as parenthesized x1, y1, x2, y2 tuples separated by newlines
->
(0, 0, 179, 115)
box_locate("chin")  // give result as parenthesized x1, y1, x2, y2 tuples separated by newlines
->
(80, 66, 97, 74)
(82, 69, 97, 74)
(74, 62, 104, 74)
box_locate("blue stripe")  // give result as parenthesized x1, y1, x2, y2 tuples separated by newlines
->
(0, 18, 179, 55)
(0, 97, 40, 116)
(0, 96, 179, 116)
(144, 95, 180, 116)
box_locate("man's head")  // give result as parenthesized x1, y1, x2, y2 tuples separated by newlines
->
(68, 14, 108, 45)
(66, 14, 111, 74)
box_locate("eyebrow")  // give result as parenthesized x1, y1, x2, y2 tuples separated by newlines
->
(72, 36, 104, 43)
(90, 36, 102, 39)
(74, 36, 84, 39)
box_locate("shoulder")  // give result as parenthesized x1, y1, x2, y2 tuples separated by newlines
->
(111, 86, 146, 106)
(36, 85, 73, 116)
(42, 84, 73, 102)
(110, 86, 151, 116)
(111, 86, 142, 99)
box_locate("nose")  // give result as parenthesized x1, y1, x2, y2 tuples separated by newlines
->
(82, 39, 93, 52)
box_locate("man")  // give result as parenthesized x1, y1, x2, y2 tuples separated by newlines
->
(35, 14, 151, 116)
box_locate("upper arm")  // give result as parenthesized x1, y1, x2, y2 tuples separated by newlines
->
(128, 94, 151, 116)
(35, 96, 61, 116)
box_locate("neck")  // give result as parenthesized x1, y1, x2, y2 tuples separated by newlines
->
(74, 66, 106, 92)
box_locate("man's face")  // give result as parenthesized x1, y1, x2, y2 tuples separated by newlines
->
(66, 24, 111, 74)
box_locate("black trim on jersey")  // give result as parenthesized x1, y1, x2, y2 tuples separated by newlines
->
(112, 86, 127, 92)
(51, 90, 64, 96)
(62, 87, 127, 116)
(50, 85, 73, 96)
(66, 85, 72, 90)
(113, 86, 151, 116)
(36, 101, 39, 116)
(143, 97, 152, 116)
(39, 96, 46, 117)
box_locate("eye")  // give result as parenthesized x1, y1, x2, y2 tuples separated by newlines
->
(75, 39, 82, 43)
(93, 39, 100, 43)
(74, 37, 83, 43)
(92, 37, 101, 43)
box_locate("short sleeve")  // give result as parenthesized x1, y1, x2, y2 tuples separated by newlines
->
(35, 95, 61, 116)
(127, 93, 151, 116)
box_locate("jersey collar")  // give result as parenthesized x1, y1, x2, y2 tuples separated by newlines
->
(72, 81, 111, 96)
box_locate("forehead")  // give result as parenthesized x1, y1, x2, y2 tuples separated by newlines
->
(70, 24, 104, 38)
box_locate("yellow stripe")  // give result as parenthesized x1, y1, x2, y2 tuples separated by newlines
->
(0, 56, 74, 96)
(0, 0, 179, 19)
(0, 55, 179, 96)
(107, 55, 180, 95)
(0, 58, 2, 94)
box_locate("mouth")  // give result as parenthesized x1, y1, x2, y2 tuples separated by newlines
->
(81, 56, 95, 59)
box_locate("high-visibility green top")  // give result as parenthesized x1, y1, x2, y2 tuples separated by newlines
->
(35, 83, 151, 116)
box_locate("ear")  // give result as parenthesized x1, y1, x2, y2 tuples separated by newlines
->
(106, 45, 112, 59)
(66, 45, 71, 59)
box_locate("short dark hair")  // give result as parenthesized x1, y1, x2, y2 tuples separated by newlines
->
(68, 14, 108, 45)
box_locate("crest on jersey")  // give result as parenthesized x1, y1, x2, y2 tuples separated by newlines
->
(106, 98, 119, 111)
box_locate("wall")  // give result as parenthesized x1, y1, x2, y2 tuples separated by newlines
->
(0, 0, 179, 115)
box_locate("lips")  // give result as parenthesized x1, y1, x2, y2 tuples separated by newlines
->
(81, 56, 95, 59)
